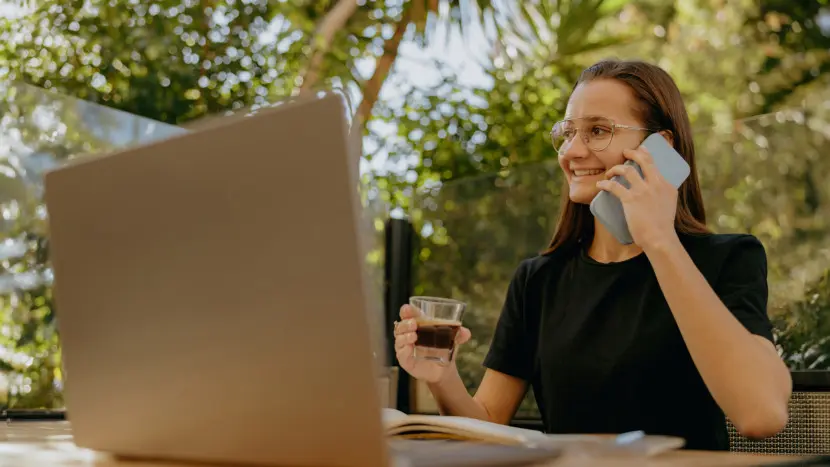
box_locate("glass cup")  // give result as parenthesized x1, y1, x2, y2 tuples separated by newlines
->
(409, 296, 467, 366)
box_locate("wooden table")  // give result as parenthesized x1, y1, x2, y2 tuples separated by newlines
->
(0, 422, 806, 467)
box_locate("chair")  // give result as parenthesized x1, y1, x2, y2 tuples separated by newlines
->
(728, 370, 830, 455)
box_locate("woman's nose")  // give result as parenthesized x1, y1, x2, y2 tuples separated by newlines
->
(560, 135, 591, 160)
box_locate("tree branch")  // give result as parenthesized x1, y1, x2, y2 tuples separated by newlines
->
(355, 12, 410, 124)
(298, 0, 360, 95)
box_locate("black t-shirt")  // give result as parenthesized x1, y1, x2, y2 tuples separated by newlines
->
(482, 233, 774, 451)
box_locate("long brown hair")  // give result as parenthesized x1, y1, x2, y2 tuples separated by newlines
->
(545, 59, 710, 253)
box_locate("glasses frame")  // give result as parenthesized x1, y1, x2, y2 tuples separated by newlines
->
(550, 116, 655, 153)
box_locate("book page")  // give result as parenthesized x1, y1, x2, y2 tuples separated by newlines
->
(382, 411, 685, 456)
(381, 408, 410, 425)
(384, 413, 548, 445)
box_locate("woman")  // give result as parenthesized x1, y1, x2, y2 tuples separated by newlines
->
(393, 59, 792, 451)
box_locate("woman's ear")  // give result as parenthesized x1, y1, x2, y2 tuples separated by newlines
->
(659, 130, 674, 147)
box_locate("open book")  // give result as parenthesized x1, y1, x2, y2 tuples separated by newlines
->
(382, 408, 686, 457)
(384, 408, 548, 445)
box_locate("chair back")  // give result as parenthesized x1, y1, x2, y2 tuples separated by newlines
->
(728, 371, 830, 455)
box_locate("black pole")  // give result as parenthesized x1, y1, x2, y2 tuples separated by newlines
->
(384, 217, 414, 413)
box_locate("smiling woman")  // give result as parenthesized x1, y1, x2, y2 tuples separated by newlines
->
(394, 58, 793, 451)
(547, 65, 710, 254)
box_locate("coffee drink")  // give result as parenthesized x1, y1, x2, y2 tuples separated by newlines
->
(415, 318, 461, 350)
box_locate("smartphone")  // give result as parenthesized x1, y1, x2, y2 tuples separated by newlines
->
(589, 133, 690, 245)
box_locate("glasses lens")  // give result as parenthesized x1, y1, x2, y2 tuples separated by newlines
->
(551, 118, 615, 152)
(586, 117, 614, 151)
(550, 120, 575, 152)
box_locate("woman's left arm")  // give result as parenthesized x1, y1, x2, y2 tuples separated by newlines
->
(599, 146, 792, 439)
(644, 234, 791, 438)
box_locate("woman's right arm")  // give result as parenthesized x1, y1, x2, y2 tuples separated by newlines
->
(398, 258, 536, 424)
(427, 367, 528, 424)
(394, 304, 528, 424)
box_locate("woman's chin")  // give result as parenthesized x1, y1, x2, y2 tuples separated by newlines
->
(568, 188, 600, 205)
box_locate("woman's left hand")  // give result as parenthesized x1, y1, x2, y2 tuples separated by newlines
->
(596, 145, 678, 250)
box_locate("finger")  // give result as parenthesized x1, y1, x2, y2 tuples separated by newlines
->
(623, 147, 658, 180)
(396, 345, 415, 367)
(596, 179, 630, 201)
(394, 318, 418, 336)
(394, 331, 417, 350)
(456, 327, 472, 345)
(605, 164, 645, 190)
(399, 304, 420, 320)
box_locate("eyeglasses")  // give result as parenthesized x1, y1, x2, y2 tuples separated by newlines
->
(550, 116, 653, 153)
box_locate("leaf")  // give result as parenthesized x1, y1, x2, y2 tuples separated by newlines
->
(17, 320, 37, 347)
(597, 0, 632, 16)
(518, 3, 543, 44)
(561, 34, 637, 57)
(0, 359, 15, 372)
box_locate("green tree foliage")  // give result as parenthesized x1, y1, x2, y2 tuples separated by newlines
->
(747, 0, 830, 113)
(0, 0, 360, 122)
(775, 269, 830, 370)
(0, 81, 188, 408)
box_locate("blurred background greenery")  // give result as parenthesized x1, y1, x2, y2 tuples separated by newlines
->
(0, 0, 829, 414)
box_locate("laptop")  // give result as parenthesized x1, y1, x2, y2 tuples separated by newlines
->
(43, 93, 559, 467)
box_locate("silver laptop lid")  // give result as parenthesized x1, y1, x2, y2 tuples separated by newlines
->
(44, 92, 389, 467)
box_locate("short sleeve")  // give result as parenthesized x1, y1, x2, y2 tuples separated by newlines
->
(482, 259, 535, 381)
(715, 236, 775, 343)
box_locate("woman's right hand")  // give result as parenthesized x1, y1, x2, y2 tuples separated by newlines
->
(394, 304, 472, 384)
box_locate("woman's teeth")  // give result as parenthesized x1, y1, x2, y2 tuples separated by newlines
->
(573, 169, 604, 176)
